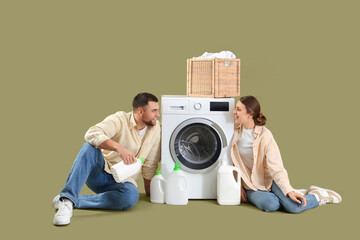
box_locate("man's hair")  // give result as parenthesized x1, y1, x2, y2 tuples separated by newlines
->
(132, 92, 158, 110)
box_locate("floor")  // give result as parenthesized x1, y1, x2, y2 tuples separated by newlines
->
(40, 184, 354, 240)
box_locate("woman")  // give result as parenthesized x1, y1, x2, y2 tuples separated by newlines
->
(231, 96, 342, 213)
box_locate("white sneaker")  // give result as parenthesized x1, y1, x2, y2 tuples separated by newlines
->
(308, 185, 342, 206)
(52, 195, 61, 209)
(53, 199, 73, 226)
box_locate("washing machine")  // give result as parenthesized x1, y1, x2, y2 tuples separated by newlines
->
(161, 95, 235, 199)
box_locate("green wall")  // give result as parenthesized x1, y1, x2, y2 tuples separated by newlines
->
(1, 0, 358, 239)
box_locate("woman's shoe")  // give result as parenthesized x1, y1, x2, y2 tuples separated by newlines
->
(308, 185, 342, 206)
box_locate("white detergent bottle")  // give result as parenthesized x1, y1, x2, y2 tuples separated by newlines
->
(150, 170, 166, 204)
(165, 163, 188, 205)
(110, 158, 145, 183)
(217, 158, 241, 205)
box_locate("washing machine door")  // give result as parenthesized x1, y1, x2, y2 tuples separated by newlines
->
(169, 118, 227, 173)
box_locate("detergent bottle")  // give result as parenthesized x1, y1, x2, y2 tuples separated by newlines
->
(110, 157, 145, 183)
(217, 159, 241, 205)
(150, 170, 166, 204)
(165, 163, 188, 205)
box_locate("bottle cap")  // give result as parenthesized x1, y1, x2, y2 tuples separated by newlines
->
(174, 163, 181, 171)
(156, 170, 162, 175)
(138, 158, 145, 164)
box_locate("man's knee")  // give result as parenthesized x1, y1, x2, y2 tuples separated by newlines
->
(113, 183, 139, 210)
(82, 142, 97, 152)
(123, 183, 139, 210)
(79, 142, 101, 158)
(125, 189, 139, 210)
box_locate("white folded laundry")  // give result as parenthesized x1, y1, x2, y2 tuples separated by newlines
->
(192, 51, 236, 59)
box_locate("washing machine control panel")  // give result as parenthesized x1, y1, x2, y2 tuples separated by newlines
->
(162, 96, 234, 115)
(189, 99, 231, 113)
(189, 98, 232, 114)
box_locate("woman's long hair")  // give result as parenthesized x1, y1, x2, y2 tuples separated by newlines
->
(239, 96, 267, 126)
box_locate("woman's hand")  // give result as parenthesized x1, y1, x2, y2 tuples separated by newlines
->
(241, 187, 247, 203)
(288, 191, 307, 206)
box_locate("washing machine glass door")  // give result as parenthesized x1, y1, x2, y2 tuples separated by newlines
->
(170, 118, 225, 173)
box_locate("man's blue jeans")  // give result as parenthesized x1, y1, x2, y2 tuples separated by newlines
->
(245, 182, 319, 213)
(59, 143, 139, 210)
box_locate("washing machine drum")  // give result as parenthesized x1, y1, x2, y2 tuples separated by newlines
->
(169, 118, 226, 173)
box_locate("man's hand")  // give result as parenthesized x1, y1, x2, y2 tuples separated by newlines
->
(98, 139, 136, 165)
(116, 145, 136, 165)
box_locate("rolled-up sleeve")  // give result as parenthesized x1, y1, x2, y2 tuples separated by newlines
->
(264, 132, 294, 196)
(84, 114, 121, 148)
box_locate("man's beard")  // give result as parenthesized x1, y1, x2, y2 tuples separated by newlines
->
(142, 118, 155, 127)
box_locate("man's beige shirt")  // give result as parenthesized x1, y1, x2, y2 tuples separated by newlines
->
(230, 124, 294, 196)
(84, 111, 161, 187)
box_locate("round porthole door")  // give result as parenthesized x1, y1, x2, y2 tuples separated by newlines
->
(169, 118, 227, 173)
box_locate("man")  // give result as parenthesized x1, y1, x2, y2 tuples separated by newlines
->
(52, 92, 161, 226)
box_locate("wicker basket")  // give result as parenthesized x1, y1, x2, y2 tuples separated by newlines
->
(187, 58, 240, 98)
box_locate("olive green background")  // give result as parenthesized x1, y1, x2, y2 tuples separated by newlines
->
(1, 0, 359, 239)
